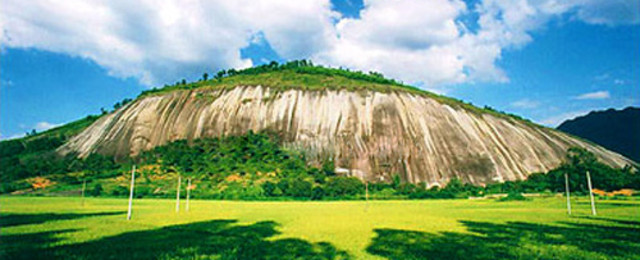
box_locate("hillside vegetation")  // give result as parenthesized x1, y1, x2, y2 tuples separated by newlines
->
(2, 130, 638, 200)
(139, 60, 533, 124)
(0, 116, 103, 182)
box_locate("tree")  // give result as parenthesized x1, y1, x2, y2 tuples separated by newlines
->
(262, 181, 277, 196)
(325, 176, 364, 198)
(202, 72, 209, 81)
(322, 160, 335, 176)
(286, 179, 312, 198)
(215, 70, 226, 80)
(391, 174, 401, 189)
(90, 183, 103, 196)
(567, 147, 597, 167)
(311, 186, 324, 200)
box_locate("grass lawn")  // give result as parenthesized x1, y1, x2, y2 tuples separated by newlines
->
(1, 196, 639, 259)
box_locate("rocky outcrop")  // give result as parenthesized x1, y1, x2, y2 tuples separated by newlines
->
(58, 86, 634, 186)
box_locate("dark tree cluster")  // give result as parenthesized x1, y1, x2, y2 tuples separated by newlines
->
(112, 98, 133, 110)
(483, 147, 639, 194)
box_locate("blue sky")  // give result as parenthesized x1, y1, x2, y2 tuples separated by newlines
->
(1, 0, 639, 139)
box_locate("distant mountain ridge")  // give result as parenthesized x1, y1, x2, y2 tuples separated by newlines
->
(557, 107, 640, 162)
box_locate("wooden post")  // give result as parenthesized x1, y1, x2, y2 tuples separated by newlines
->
(81, 179, 86, 206)
(176, 175, 181, 213)
(365, 181, 369, 201)
(186, 178, 191, 212)
(586, 171, 597, 216)
(127, 165, 136, 220)
(565, 173, 571, 215)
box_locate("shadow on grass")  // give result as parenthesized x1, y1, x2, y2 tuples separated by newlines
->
(574, 215, 640, 226)
(575, 201, 639, 207)
(0, 212, 125, 227)
(0, 229, 79, 259)
(2, 219, 350, 260)
(367, 219, 640, 260)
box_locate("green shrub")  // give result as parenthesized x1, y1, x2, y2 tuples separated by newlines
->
(325, 177, 364, 198)
(90, 183, 103, 197)
(374, 188, 397, 199)
(110, 186, 129, 197)
(311, 186, 325, 200)
(285, 179, 313, 198)
(498, 192, 528, 202)
(262, 181, 278, 197)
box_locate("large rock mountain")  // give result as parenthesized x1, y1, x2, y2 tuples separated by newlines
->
(58, 83, 634, 186)
(558, 107, 640, 163)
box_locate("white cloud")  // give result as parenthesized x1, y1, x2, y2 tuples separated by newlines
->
(0, 0, 337, 86)
(314, 0, 506, 89)
(614, 79, 625, 85)
(0, 0, 637, 89)
(0, 132, 25, 140)
(9, 133, 25, 139)
(574, 90, 610, 100)
(510, 98, 540, 109)
(34, 121, 61, 131)
(572, 0, 640, 26)
(539, 110, 590, 127)
(1, 121, 64, 139)
(315, 0, 639, 91)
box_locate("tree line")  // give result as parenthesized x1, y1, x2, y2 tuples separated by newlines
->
(140, 60, 424, 97)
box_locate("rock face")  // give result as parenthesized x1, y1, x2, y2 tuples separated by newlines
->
(59, 86, 634, 186)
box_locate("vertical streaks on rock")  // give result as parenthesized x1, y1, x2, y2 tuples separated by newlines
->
(58, 86, 635, 185)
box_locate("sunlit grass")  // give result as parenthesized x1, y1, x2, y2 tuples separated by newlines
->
(1, 196, 638, 259)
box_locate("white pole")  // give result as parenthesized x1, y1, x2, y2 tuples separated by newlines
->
(127, 165, 136, 220)
(565, 173, 571, 215)
(176, 175, 181, 213)
(186, 178, 191, 212)
(586, 171, 597, 216)
(81, 179, 86, 206)
(365, 181, 369, 201)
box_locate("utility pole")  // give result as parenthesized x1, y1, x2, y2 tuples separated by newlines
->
(127, 165, 136, 220)
(565, 173, 571, 215)
(176, 175, 181, 213)
(186, 178, 191, 212)
(81, 179, 86, 206)
(586, 171, 597, 216)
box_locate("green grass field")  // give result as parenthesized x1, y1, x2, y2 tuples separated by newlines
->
(1, 196, 639, 259)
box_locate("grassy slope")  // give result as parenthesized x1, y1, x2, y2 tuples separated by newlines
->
(0, 115, 99, 164)
(0, 115, 98, 152)
(1, 196, 639, 259)
(22, 116, 99, 142)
